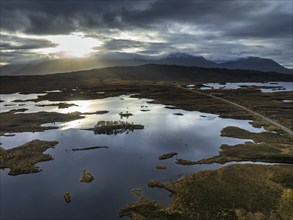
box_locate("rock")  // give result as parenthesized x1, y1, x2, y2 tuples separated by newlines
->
(175, 158, 196, 165)
(155, 165, 167, 170)
(80, 170, 94, 183)
(159, 152, 178, 160)
(131, 188, 144, 200)
(64, 192, 71, 203)
(173, 113, 184, 116)
(95, 111, 109, 114)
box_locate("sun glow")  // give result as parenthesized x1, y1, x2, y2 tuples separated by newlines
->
(58, 100, 93, 114)
(39, 33, 102, 58)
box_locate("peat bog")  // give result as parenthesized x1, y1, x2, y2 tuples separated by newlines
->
(1, 68, 292, 219)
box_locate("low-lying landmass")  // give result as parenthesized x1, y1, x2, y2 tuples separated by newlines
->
(85, 120, 144, 135)
(175, 158, 196, 165)
(36, 102, 77, 109)
(1, 75, 291, 130)
(0, 110, 84, 135)
(64, 192, 72, 203)
(83, 110, 109, 115)
(197, 126, 293, 164)
(173, 113, 184, 116)
(120, 164, 293, 219)
(131, 188, 145, 200)
(155, 165, 167, 170)
(159, 152, 178, 160)
(0, 65, 292, 219)
(0, 139, 58, 175)
(71, 146, 109, 151)
(198, 142, 293, 164)
(80, 170, 94, 183)
(1, 64, 292, 94)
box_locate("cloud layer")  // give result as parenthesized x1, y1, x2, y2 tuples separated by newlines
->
(1, 0, 292, 67)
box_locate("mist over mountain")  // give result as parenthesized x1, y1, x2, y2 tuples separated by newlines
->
(0, 52, 291, 75)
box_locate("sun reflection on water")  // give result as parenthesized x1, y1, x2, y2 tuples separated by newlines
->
(59, 100, 94, 113)
(59, 119, 82, 130)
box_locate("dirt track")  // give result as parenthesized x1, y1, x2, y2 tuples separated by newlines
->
(178, 85, 293, 135)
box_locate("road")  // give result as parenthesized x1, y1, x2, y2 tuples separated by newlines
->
(177, 85, 293, 136)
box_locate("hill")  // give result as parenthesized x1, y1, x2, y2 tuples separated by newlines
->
(155, 52, 219, 68)
(1, 53, 291, 76)
(220, 57, 292, 74)
(1, 64, 292, 94)
(0, 57, 144, 75)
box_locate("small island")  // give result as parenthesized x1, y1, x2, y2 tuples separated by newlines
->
(0, 140, 59, 175)
(86, 121, 144, 135)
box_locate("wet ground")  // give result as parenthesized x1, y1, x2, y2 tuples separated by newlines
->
(0, 81, 292, 220)
(0, 93, 263, 219)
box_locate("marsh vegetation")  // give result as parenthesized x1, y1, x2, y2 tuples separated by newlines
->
(0, 76, 292, 220)
(87, 120, 144, 135)
(0, 140, 58, 175)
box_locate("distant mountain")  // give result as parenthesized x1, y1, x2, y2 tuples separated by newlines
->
(1, 64, 292, 94)
(156, 52, 219, 68)
(0, 57, 144, 75)
(220, 57, 292, 74)
(0, 63, 35, 75)
(1, 53, 291, 75)
(0, 58, 96, 75)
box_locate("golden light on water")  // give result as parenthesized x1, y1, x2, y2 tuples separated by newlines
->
(59, 100, 93, 114)
(59, 120, 82, 130)
(58, 100, 93, 129)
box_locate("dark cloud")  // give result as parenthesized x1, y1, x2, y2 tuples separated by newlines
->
(1, 0, 143, 34)
(0, 34, 57, 64)
(0, 34, 57, 50)
(226, 13, 292, 38)
(2, 0, 291, 37)
(0, 49, 48, 64)
(0, 0, 292, 67)
(101, 39, 147, 51)
(100, 39, 172, 54)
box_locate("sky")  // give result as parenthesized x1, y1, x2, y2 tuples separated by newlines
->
(1, 0, 292, 68)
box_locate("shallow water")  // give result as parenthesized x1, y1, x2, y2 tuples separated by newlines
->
(200, 81, 293, 93)
(1, 94, 265, 220)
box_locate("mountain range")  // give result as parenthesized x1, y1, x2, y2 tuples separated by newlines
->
(156, 53, 292, 74)
(1, 53, 292, 75)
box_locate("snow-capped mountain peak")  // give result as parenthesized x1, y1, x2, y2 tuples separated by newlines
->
(164, 52, 196, 59)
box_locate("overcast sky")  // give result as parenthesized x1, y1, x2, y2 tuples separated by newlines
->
(1, 0, 292, 68)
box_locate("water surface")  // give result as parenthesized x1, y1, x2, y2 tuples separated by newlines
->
(1, 94, 265, 220)
(200, 82, 293, 93)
